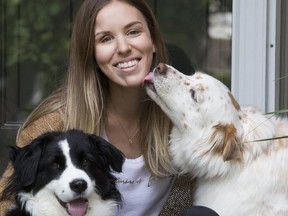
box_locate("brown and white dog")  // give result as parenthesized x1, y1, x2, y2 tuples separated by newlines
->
(145, 63, 288, 216)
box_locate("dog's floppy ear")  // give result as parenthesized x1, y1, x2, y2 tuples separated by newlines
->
(10, 133, 53, 187)
(211, 123, 242, 161)
(1, 135, 50, 200)
(9, 144, 42, 188)
(89, 135, 124, 172)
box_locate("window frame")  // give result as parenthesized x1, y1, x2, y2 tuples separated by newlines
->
(231, 0, 280, 112)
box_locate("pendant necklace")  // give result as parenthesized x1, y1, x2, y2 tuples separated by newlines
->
(111, 114, 139, 145)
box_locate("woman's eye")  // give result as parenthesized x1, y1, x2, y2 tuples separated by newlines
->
(127, 29, 140, 37)
(100, 35, 113, 43)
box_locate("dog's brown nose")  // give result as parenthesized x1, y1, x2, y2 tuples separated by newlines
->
(156, 63, 167, 75)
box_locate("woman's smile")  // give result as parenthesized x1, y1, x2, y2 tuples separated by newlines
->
(116, 59, 140, 70)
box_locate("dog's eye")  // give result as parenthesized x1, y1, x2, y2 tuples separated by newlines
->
(82, 159, 92, 167)
(190, 88, 197, 102)
(51, 162, 62, 170)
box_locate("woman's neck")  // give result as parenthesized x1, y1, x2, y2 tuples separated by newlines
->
(107, 84, 146, 118)
(105, 85, 146, 158)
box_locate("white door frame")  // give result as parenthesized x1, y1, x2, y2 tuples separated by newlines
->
(231, 0, 279, 112)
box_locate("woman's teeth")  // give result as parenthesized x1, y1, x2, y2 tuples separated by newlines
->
(117, 59, 138, 69)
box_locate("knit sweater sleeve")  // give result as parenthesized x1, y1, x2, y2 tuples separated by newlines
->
(17, 111, 64, 147)
(0, 111, 64, 214)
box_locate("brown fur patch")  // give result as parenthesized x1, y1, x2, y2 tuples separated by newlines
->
(210, 123, 242, 161)
(228, 92, 241, 111)
(196, 84, 205, 92)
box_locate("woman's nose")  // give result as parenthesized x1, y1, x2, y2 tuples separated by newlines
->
(116, 36, 131, 55)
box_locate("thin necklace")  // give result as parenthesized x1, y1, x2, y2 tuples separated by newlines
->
(111, 114, 139, 145)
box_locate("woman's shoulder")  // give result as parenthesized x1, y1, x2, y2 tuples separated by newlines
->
(17, 110, 64, 148)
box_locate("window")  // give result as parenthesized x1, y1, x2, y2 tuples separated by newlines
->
(232, 0, 287, 114)
(1, 0, 233, 126)
(0, 0, 75, 174)
(277, 0, 288, 114)
(150, 0, 232, 88)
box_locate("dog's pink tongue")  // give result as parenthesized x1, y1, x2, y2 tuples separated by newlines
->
(67, 199, 88, 216)
(144, 72, 154, 83)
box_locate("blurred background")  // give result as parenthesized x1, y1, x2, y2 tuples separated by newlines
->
(0, 0, 233, 174)
(2, 0, 287, 175)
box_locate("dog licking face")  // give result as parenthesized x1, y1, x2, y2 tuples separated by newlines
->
(145, 63, 288, 216)
(145, 63, 245, 172)
(1, 129, 124, 216)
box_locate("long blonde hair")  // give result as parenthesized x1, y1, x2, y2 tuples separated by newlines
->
(17, 0, 174, 177)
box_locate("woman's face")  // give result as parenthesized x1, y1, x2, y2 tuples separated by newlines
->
(94, 1, 155, 88)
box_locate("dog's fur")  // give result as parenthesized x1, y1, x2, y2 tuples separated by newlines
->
(145, 63, 288, 216)
(0, 129, 124, 216)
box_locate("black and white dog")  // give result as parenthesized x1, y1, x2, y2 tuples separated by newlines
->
(1, 129, 124, 216)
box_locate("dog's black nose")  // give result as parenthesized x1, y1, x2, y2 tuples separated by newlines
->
(156, 63, 167, 74)
(70, 179, 87, 193)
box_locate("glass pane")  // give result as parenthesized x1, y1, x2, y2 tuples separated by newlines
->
(2, 1, 72, 124)
(278, 0, 288, 115)
(154, 0, 232, 88)
(0, 0, 79, 175)
(1, 0, 233, 124)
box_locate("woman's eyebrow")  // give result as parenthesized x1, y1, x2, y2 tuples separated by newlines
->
(95, 31, 110, 37)
(95, 21, 143, 36)
(124, 21, 143, 29)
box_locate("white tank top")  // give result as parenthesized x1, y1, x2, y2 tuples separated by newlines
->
(113, 156, 174, 216)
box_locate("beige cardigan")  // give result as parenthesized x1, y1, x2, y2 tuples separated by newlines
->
(0, 111, 195, 215)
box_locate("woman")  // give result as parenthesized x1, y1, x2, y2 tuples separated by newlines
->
(0, 0, 218, 215)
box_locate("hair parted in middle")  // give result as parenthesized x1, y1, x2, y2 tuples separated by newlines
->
(18, 0, 174, 177)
